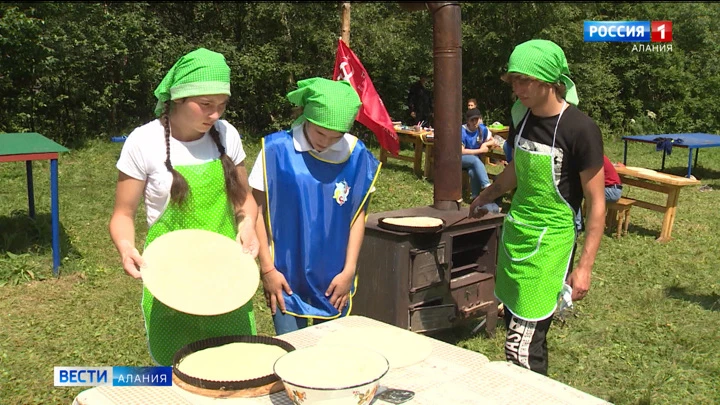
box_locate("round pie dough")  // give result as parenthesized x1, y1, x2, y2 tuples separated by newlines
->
(177, 342, 288, 381)
(274, 345, 388, 388)
(316, 327, 433, 369)
(141, 229, 260, 316)
(382, 216, 443, 228)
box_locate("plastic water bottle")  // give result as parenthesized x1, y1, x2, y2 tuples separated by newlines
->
(111, 135, 128, 143)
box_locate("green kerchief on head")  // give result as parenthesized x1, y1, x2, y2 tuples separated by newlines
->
(287, 78, 361, 133)
(507, 39, 579, 126)
(153, 48, 231, 117)
(507, 39, 578, 104)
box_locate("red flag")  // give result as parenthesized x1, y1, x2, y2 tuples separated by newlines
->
(333, 39, 400, 156)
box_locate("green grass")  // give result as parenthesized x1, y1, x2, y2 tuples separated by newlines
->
(1, 135, 719, 405)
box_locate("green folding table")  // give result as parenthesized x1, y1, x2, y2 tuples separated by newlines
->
(0, 133, 69, 276)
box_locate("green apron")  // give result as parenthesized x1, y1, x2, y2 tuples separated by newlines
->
(496, 102, 576, 321)
(141, 159, 256, 366)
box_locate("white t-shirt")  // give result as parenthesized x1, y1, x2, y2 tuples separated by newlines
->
(248, 124, 357, 192)
(116, 119, 246, 227)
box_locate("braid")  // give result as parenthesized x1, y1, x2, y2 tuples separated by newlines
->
(162, 102, 190, 206)
(164, 112, 173, 172)
(209, 125, 246, 219)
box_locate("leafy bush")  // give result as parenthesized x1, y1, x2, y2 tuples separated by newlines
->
(1, 3, 717, 145)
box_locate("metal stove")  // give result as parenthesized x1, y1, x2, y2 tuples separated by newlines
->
(353, 205, 503, 336)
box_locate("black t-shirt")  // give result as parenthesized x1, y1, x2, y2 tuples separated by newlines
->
(507, 104, 603, 211)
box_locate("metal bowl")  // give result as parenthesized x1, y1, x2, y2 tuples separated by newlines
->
(273, 345, 389, 404)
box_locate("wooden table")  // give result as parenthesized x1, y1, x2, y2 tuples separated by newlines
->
(379, 127, 433, 177)
(423, 126, 509, 180)
(482, 127, 510, 165)
(424, 144, 507, 180)
(487, 126, 510, 140)
(73, 316, 610, 405)
(0, 133, 69, 275)
(380, 126, 509, 179)
(615, 165, 700, 242)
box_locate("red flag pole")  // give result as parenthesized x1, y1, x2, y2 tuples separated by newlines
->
(333, 39, 400, 156)
(340, 2, 351, 46)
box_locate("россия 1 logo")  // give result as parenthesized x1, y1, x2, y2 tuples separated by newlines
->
(584, 21, 673, 52)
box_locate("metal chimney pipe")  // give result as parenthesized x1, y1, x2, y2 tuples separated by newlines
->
(401, 2, 462, 210)
(427, 2, 462, 210)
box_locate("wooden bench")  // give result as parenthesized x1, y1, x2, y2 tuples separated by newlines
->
(615, 166, 700, 242)
(606, 197, 635, 238)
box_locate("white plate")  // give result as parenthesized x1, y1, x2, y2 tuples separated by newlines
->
(141, 229, 259, 316)
(316, 326, 433, 369)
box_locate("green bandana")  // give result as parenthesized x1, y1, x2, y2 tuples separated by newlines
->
(507, 39, 579, 126)
(287, 78, 361, 133)
(153, 48, 231, 117)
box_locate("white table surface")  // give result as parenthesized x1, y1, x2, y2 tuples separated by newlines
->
(73, 315, 611, 405)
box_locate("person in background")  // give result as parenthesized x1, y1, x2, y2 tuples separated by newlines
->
(469, 39, 605, 376)
(249, 78, 381, 335)
(109, 48, 259, 366)
(575, 155, 623, 231)
(461, 108, 496, 199)
(500, 137, 514, 166)
(602, 155, 623, 203)
(407, 74, 433, 126)
(467, 98, 478, 110)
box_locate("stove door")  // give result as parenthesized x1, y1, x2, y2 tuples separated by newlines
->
(408, 302, 457, 333)
(408, 244, 448, 292)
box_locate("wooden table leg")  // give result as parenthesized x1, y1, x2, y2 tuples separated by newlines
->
(424, 144, 434, 179)
(379, 147, 388, 165)
(657, 187, 680, 243)
(623, 210, 631, 235)
(413, 138, 423, 177)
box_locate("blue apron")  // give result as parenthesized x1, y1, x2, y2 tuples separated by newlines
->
(262, 130, 380, 319)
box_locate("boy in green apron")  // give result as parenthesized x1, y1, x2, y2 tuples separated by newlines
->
(469, 39, 606, 375)
(109, 48, 260, 365)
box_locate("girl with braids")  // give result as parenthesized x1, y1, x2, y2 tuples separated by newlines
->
(109, 48, 259, 366)
(248, 78, 381, 335)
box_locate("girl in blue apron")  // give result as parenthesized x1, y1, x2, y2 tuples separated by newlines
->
(248, 78, 381, 335)
(109, 48, 260, 365)
(469, 40, 606, 375)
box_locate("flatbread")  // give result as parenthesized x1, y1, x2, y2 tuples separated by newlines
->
(141, 229, 260, 316)
(177, 342, 287, 381)
(274, 345, 388, 388)
(316, 326, 433, 369)
(382, 216, 443, 228)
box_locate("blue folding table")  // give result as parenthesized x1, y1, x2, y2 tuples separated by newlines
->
(622, 133, 720, 178)
(0, 133, 69, 276)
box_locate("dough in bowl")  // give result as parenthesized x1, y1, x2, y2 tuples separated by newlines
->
(274, 345, 388, 389)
